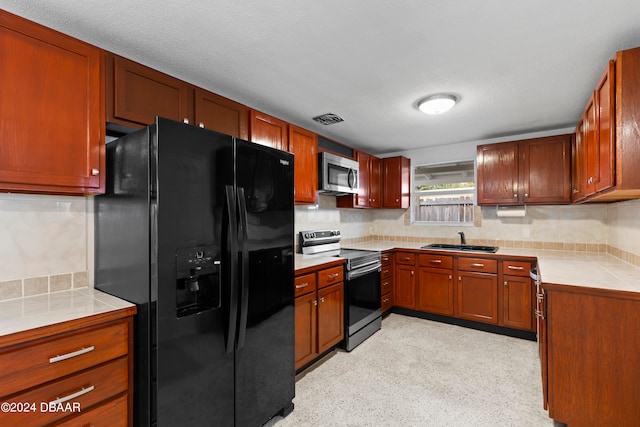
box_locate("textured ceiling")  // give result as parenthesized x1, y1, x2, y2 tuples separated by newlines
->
(3, 1, 640, 155)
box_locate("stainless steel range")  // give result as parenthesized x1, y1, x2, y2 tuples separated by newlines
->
(299, 230, 382, 351)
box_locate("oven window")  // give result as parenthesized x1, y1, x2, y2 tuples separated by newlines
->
(347, 271, 381, 328)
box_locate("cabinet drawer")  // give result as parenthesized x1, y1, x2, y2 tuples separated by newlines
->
(381, 293, 394, 312)
(419, 254, 453, 269)
(0, 357, 128, 427)
(54, 393, 128, 427)
(317, 266, 344, 288)
(294, 273, 316, 297)
(502, 260, 531, 276)
(381, 277, 393, 296)
(395, 252, 416, 265)
(458, 257, 497, 273)
(381, 252, 392, 265)
(381, 265, 393, 279)
(0, 320, 129, 398)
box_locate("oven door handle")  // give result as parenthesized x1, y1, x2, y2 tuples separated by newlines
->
(347, 263, 382, 280)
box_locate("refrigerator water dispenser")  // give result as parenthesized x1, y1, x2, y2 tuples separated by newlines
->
(175, 246, 221, 317)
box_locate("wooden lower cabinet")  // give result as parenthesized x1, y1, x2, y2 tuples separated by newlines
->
(0, 310, 135, 427)
(418, 268, 454, 316)
(395, 264, 417, 309)
(457, 271, 498, 324)
(540, 284, 640, 426)
(294, 262, 345, 371)
(317, 283, 344, 351)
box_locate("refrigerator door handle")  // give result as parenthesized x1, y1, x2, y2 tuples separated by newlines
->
(236, 187, 250, 350)
(224, 185, 239, 354)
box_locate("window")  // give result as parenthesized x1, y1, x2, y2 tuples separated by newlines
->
(413, 161, 475, 224)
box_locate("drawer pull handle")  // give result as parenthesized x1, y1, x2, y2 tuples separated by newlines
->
(295, 282, 309, 289)
(49, 346, 95, 363)
(508, 265, 525, 271)
(401, 257, 411, 261)
(429, 259, 442, 264)
(327, 273, 339, 280)
(470, 263, 485, 268)
(50, 385, 95, 405)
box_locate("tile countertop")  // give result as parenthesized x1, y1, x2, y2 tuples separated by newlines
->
(0, 288, 136, 338)
(338, 241, 640, 294)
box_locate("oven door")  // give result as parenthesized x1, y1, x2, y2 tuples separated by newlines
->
(346, 264, 382, 336)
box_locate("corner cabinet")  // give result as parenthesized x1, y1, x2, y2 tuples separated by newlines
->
(574, 46, 640, 202)
(0, 10, 105, 195)
(539, 284, 640, 425)
(476, 135, 571, 206)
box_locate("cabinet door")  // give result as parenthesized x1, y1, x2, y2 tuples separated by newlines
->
(288, 125, 318, 204)
(476, 142, 519, 205)
(0, 10, 104, 194)
(356, 151, 371, 207)
(584, 96, 598, 196)
(369, 156, 382, 207)
(249, 110, 288, 151)
(520, 135, 571, 204)
(382, 156, 411, 208)
(417, 267, 454, 316)
(457, 272, 498, 324)
(595, 60, 615, 193)
(502, 275, 533, 330)
(317, 282, 344, 353)
(294, 292, 317, 370)
(394, 265, 416, 309)
(107, 54, 192, 127)
(194, 88, 248, 139)
(572, 120, 586, 202)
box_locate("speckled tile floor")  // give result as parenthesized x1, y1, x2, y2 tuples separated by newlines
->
(266, 313, 555, 427)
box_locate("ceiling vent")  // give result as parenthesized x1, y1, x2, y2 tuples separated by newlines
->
(312, 113, 344, 125)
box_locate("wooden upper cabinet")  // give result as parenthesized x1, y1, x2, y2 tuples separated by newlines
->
(194, 88, 248, 139)
(519, 135, 571, 204)
(572, 118, 586, 202)
(382, 156, 411, 208)
(249, 110, 288, 151)
(288, 125, 318, 204)
(0, 10, 104, 195)
(575, 47, 640, 202)
(477, 135, 571, 205)
(336, 151, 382, 208)
(476, 142, 519, 205)
(106, 54, 192, 128)
(596, 60, 615, 193)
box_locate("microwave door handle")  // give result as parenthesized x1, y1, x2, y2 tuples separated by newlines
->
(348, 168, 357, 189)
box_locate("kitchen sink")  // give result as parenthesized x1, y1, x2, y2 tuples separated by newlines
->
(421, 243, 499, 253)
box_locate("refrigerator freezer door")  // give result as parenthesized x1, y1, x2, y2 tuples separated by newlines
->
(234, 140, 295, 426)
(154, 118, 235, 426)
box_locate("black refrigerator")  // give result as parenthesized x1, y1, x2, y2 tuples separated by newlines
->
(95, 117, 295, 426)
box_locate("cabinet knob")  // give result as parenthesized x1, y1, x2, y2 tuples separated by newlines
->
(313, 300, 318, 306)
(183, 118, 190, 124)
(91, 168, 99, 176)
(199, 122, 205, 128)
(395, 198, 399, 202)
(410, 271, 414, 276)
(524, 193, 528, 198)
(448, 275, 452, 280)
(504, 281, 508, 287)
(514, 194, 518, 198)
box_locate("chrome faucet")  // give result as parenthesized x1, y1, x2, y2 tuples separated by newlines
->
(458, 231, 466, 245)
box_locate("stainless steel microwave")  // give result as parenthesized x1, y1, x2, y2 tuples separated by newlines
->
(318, 152, 359, 195)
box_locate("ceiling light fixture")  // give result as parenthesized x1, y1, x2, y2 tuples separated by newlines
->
(417, 94, 458, 115)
